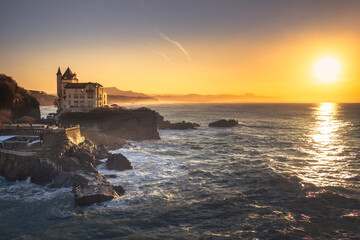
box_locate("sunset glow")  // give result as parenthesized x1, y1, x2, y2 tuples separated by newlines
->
(0, 1, 359, 103)
(314, 57, 341, 83)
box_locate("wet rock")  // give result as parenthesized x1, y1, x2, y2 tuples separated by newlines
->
(113, 185, 126, 196)
(106, 153, 133, 171)
(30, 159, 59, 185)
(104, 174, 118, 179)
(209, 119, 239, 128)
(156, 112, 200, 130)
(74, 184, 119, 206)
(167, 121, 200, 130)
(73, 172, 120, 206)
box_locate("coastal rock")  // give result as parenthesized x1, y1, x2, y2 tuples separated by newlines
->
(64, 139, 108, 167)
(167, 121, 200, 130)
(81, 128, 126, 150)
(30, 159, 59, 185)
(106, 153, 133, 171)
(209, 119, 239, 128)
(59, 108, 160, 141)
(156, 112, 200, 130)
(0, 134, 129, 206)
(74, 184, 119, 206)
(73, 171, 122, 206)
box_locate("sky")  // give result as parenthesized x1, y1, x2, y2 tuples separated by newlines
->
(0, 0, 360, 102)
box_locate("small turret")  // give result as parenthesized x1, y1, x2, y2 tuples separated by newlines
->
(57, 67, 62, 101)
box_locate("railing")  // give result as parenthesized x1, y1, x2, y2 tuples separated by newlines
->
(0, 148, 36, 156)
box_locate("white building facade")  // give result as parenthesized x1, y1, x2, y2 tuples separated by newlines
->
(56, 67, 107, 112)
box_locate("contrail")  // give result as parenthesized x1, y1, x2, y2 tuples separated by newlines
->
(158, 32, 191, 61)
(152, 50, 176, 65)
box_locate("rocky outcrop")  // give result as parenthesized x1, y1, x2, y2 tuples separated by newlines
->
(59, 108, 160, 141)
(80, 128, 126, 150)
(209, 119, 239, 127)
(0, 138, 125, 206)
(156, 112, 200, 130)
(0, 74, 40, 120)
(106, 153, 133, 171)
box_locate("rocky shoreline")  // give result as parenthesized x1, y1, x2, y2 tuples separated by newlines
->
(0, 136, 132, 206)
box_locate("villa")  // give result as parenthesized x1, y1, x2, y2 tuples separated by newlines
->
(56, 67, 107, 112)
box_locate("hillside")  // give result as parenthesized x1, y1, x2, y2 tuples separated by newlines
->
(103, 87, 150, 98)
(0, 74, 40, 119)
(28, 90, 56, 106)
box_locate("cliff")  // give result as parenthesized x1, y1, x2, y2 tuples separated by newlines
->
(0, 74, 40, 119)
(58, 108, 160, 141)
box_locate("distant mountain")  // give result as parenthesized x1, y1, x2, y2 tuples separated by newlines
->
(104, 87, 150, 98)
(152, 92, 278, 103)
(104, 87, 157, 104)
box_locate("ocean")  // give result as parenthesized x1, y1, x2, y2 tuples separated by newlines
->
(1, 103, 360, 239)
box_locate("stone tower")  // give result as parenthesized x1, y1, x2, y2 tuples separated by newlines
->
(56, 67, 62, 98)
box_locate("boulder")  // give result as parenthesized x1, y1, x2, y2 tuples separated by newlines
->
(74, 184, 119, 206)
(167, 121, 200, 130)
(106, 153, 133, 171)
(30, 159, 59, 185)
(209, 119, 239, 128)
(156, 113, 200, 130)
(73, 172, 121, 206)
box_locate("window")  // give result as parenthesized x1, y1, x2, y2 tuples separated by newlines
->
(80, 94, 84, 99)
(87, 101, 93, 108)
(69, 101, 71, 105)
(74, 101, 78, 107)
(68, 94, 71, 98)
(80, 101, 84, 107)
(88, 93, 94, 99)
(74, 93, 79, 98)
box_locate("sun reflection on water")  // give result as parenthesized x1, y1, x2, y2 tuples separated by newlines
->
(300, 103, 352, 187)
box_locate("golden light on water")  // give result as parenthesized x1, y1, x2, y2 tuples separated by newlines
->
(301, 103, 353, 187)
(312, 103, 339, 145)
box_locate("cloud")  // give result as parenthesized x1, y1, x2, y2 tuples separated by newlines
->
(158, 32, 191, 61)
(152, 50, 176, 65)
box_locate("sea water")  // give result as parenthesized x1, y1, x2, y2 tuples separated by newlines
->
(1, 103, 359, 239)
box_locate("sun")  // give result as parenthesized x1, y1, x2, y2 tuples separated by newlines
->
(314, 56, 341, 82)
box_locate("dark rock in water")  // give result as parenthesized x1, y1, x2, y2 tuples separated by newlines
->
(30, 159, 59, 185)
(74, 184, 119, 206)
(209, 119, 239, 128)
(73, 171, 120, 206)
(106, 153, 133, 171)
(104, 174, 118, 179)
(156, 112, 200, 130)
(113, 185, 126, 196)
(168, 121, 200, 130)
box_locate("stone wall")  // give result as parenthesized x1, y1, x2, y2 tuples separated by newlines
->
(0, 125, 84, 146)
